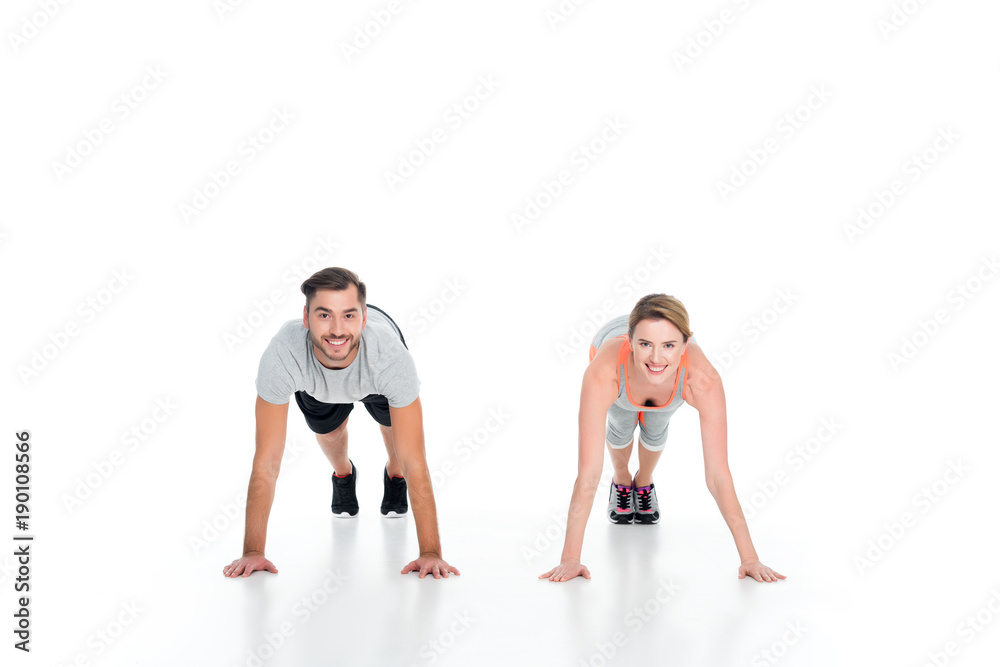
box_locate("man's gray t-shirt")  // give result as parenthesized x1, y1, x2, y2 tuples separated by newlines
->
(255, 307, 420, 407)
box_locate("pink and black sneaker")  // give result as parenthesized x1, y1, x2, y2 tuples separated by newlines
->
(608, 479, 635, 524)
(633, 479, 660, 524)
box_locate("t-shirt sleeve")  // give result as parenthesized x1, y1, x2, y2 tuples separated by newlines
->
(378, 344, 421, 408)
(255, 339, 299, 405)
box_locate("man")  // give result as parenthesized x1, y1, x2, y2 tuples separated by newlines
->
(223, 267, 460, 580)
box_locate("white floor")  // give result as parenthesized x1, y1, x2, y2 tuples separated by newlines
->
(24, 413, 1000, 667)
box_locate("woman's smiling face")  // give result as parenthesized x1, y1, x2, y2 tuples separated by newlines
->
(629, 317, 686, 384)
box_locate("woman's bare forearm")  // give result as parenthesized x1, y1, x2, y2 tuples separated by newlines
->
(709, 475, 758, 562)
(559, 475, 600, 563)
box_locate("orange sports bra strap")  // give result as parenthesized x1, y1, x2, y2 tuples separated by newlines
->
(616, 336, 630, 387)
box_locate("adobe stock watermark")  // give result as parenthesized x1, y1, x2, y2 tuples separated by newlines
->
(511, 116, 627, 234)
(522, 467, 614, 564)
(430, 407, 510, 489)
(843, 126, 958, 244)
(577, 578, 680, 667)
(917, 588, 1000, 667)
(340, 0, 418, 63)
(223, 235, 340, 352)
(51, 65, 168, 183)
(235, 569, 349, 667)
(213, 0, 252, 20)
(853, 459, 970, 575)
(886, 254, 997, 372)
(189, 435, 308, 556)
(178, 106, 295, 223)
(711, 288, 797, 372)
(407, 278, 468, 337)
(742, 417, 843, 519)
(7, 0, 73, 54)
(61, 398, 179, 514)
(715, 85, 833, 202)
(750, 619, 808, 667)
(671, 0, 757, 73)
(877, 0, 933, 40)
(405, 609, 476, 667)
(554, 246, 671, 362)
(384, 75, 500, 192)
(17, 268, 135, 386)
(56, 600, 144, 666)
(544, 0, 592, 31)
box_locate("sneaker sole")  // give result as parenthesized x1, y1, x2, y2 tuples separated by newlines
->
(380, 510, 407, 518)
(332, 510, 359, 518)
(608, 512, 634, 524)
(633, 513, 659, 524)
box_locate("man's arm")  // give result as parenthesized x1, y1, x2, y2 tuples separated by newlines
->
(389, 397, 460, 579)
(223, 395, 288, 578)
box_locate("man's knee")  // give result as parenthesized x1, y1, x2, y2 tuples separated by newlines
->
(318, 416, 349, 441)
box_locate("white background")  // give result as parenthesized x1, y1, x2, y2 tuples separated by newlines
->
(3, 1, 1000, 665)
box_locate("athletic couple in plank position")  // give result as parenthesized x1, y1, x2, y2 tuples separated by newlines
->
(224, 267, 784, 584)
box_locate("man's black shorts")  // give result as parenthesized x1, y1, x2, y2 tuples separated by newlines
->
(294, 304, 407, 434)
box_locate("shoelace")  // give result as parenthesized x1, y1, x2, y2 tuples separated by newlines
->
(333, 474, 356, 505)
(636, 488, 652, 512)
(384, 475, 406, 506)
(615, 485, 632, 511)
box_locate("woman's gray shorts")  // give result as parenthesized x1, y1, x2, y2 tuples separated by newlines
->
(605, 403, 670, 452)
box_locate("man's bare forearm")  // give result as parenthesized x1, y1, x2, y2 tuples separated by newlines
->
(406, 465, 442, 556)
(243, 471, 277, 555)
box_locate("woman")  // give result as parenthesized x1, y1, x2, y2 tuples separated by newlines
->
(539, 294, 785, 583)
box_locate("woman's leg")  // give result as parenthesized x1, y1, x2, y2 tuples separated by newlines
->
(605, 403, 638, 486)
(634, 414, 669, 487)
(607, 439, 633, 486)
(634, 443, 664, 488)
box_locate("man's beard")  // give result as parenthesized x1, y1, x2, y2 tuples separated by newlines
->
(312, 333, 359, 362)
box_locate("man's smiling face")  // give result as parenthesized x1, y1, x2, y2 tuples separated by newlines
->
(303, 285, 366, 369)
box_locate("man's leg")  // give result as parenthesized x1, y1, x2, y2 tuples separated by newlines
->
(320, 420, 360, 517)
(378, 424, 404, 478)
(360, 394, 405, 477)
(316, 417, 352, 475)
(293, 390, 358, 516)
(360, 395, 408, 516)
(293, 390, 354, 475)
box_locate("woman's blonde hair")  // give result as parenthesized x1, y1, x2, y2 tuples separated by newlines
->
(628, 294, 692, 342)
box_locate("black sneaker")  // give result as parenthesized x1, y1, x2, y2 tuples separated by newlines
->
(380, 466, 407, 517)
(331, 460, 359, 517)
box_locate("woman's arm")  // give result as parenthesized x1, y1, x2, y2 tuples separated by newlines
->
(539, 351, 618, 582)
(686, 342, 786, 582)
